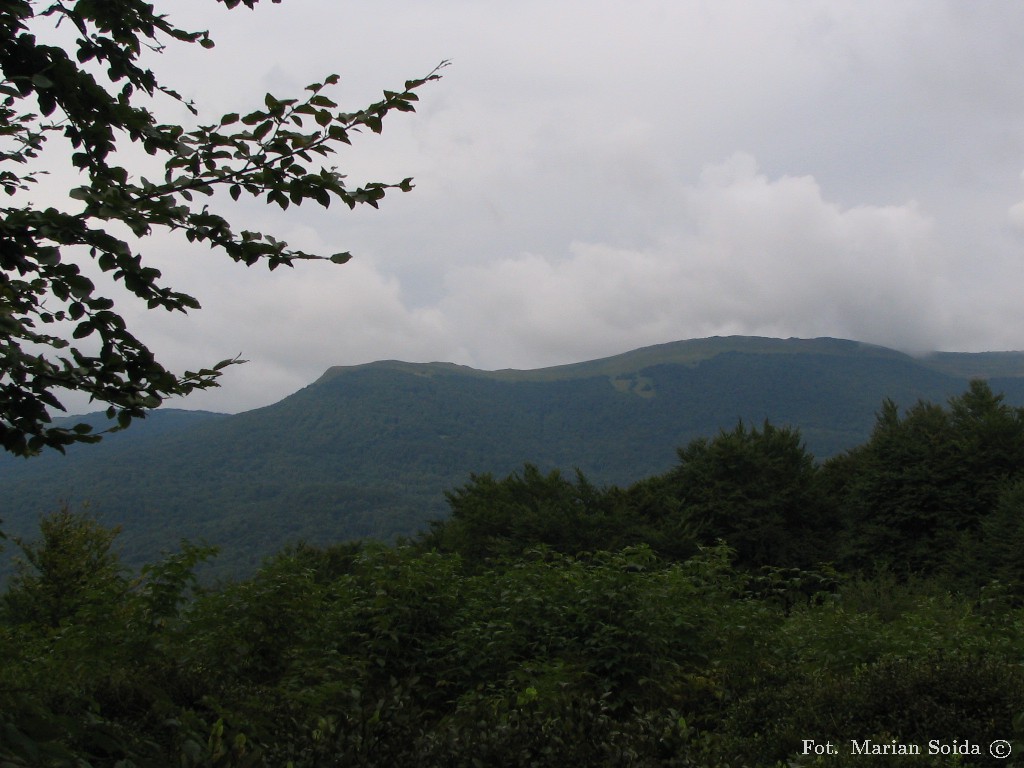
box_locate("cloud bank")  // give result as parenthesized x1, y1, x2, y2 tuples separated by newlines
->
(37, 1, 1024, 413)
(138, 152, 1018, 413)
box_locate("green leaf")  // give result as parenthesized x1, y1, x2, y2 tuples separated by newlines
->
(35, 248, 61, 266)
(39, 93, 57, 116)
(253, 120, 274, 141)
(66, 274, 95, 299)
(327, 124, 351, 143)
(0, 46, 441, 456)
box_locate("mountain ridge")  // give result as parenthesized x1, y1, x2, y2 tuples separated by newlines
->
(314, 336, 919, 386)
(5, 335, 1024, 577)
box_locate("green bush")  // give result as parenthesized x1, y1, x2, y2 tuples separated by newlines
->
(726, 651, 1024, 767)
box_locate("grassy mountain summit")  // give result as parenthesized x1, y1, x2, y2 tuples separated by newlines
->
(316, 335, 911, 383)
(4, 335, 1024, 577)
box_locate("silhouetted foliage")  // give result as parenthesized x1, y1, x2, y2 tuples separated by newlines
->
(0, 0, 442, 455)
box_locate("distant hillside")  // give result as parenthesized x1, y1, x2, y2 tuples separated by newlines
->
(918, 349, 1024, 379)
(4, 335, 1024, 577)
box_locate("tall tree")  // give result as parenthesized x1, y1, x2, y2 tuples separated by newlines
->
(666, 421, 831, 568)
(428, 464, 632, 563)
(829, 381, 1024, 576)
(1, 0, 443, 455)
(2, 505, 125, 628)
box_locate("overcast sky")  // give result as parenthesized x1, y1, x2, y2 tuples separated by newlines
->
(42, 1, 1024, 412)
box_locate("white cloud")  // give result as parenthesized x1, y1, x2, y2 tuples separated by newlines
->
(81, 138, 1023, 413)
(23, 1, 1024, 415)
(1007, 201, 1024, 232)
(435, 154, 951, 368)
(125, 245, 458, 412)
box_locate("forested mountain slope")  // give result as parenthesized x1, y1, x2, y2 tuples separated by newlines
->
(6, 377, 1024, 766)
(4, 335, 1024, 574)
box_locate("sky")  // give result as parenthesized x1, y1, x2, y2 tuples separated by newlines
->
(31, 1, 1024, 413)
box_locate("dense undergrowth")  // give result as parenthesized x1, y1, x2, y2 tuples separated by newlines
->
(4, 381, 1024, 766)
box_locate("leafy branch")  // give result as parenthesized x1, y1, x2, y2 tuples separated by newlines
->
(0, 0, 443, 455)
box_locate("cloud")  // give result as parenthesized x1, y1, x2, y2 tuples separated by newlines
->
(1009, 201, 1024, 232)
(436, 154, 950, 367)
(94, 150, 1020, 416)
(30, 1, 1024, 416)
(125, 234, 459, 412)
